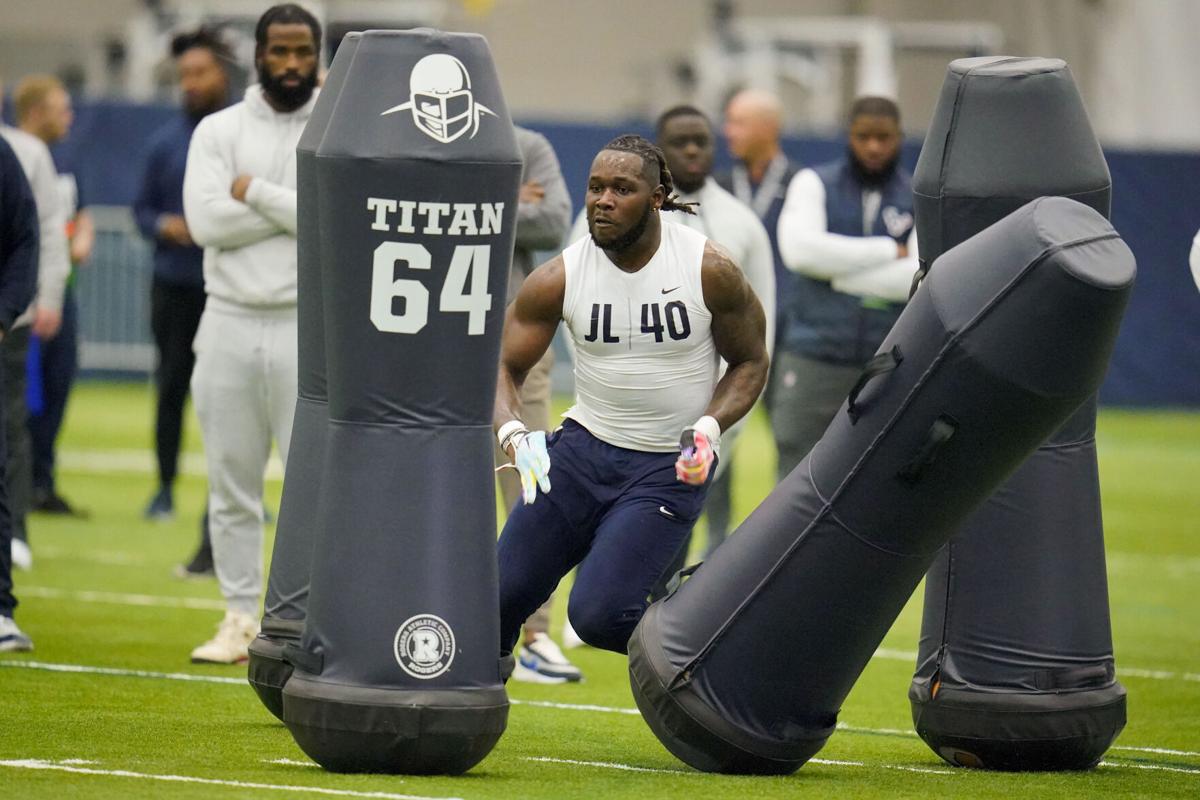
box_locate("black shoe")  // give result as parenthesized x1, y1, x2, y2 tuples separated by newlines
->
(174, 546, 214, 579)
(144, 487, 174, 521)
(32, 489, 89, 518)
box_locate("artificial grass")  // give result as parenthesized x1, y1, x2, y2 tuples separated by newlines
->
(2, 382, 1197, 798)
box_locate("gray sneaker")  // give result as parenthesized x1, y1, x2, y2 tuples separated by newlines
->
(0, 616, 33, 652)
(513, 633, 583, 683)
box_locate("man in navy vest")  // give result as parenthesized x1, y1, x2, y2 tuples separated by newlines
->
(773, 96, 917, 481)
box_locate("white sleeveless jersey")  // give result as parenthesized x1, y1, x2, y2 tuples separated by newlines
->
(561, 221, 717, 452)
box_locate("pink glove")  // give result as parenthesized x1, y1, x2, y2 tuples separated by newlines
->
(675, 428, 715, 485)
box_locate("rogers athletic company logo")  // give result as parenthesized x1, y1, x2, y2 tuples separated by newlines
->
(381, 53, 496, 144)
(393, 614, 456, 679)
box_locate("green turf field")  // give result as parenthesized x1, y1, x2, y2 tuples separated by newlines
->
(3, 382, 1198, 798)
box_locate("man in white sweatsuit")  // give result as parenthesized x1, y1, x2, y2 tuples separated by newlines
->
(182, 4, 321, 663)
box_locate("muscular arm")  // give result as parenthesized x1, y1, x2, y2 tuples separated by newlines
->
(701, 241, 770, 432)
(493, 255, 565, 448)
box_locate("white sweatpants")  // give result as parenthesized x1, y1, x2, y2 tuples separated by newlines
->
(191, 304, 298, 616)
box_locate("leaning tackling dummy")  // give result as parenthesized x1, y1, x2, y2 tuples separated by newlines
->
(493, 134, 769, 661)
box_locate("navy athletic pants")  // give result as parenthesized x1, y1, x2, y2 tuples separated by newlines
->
(497, 419, 711, 655)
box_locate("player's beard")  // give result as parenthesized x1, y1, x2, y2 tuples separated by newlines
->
(258, 62, 317, 112)
(591, 200, 654, 253)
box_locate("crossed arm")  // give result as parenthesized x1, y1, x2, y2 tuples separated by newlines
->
(182, 120, 293, 249)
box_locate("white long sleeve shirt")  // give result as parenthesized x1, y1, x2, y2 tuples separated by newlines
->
(183, 85, 316, 309)
(777, 167, 918, 303)
(0, 125, 71, 323)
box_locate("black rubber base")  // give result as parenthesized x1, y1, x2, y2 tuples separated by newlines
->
(248, 634, 295, 721)
(909, 681, 1127, 771)
(282, 672, 508, 774)
(627, 602, 834, 775)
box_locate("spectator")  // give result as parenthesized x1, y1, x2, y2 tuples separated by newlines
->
(716, 88, 799, 357)
(0, 83, 71, 571)
(0, 134, 41, 649)
(13, 74, 91, 517)
(182, 4, 319, 664)
(774, 96, 918, 480)
(134, 27, 232, 581)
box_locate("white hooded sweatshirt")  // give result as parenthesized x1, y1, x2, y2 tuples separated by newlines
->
(183, 85, 317, 310)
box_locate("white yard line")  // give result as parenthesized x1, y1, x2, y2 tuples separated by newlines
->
(0, 660, 244, 685)
(0, 759, 459, 800)
(57, 449, 284, 480)
(810, 757, 958, 775)
(4, 659, 1198, 771)
(525, 755, 956, 776)
(1112, 745, 1200, 757)
(265, 758, 320, 768)
(19, 586, 225, 611)
(35, 546, 148, 566)
(869, 646, 1200, 684)
(523, 756, 685, 774)
(510, 698, 639, 715)
(1119, 666, 1200, 683)
(837, 722, 917, 737)
(1100, 760, 1200, 775)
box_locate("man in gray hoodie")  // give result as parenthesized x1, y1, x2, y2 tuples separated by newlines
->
(182, 3, 320, 664)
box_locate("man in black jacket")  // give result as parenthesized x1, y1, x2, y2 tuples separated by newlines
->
(0, 135, 41, 651)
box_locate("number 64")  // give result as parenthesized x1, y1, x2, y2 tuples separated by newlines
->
(369, 241, 492, 335)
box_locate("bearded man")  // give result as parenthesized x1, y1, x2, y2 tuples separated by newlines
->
(181, 3, 320, 663)
(773, 96, 918, 480)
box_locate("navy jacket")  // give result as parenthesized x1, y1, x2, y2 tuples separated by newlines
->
(133, 113, 205, 288)
(0, 137, 39, 331)
(783, 157, 913, 365)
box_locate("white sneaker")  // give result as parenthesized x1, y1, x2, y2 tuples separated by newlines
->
(190, 610, 259, 664)
(561, 617, 586, 650)
(513, 632, 583, 683)
(10, 539, 32, 571)
(0, 616, 33, 652)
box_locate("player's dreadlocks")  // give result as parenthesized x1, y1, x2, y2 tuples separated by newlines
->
(602, 134, 699, 216)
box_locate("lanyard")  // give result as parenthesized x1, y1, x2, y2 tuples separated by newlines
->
(732, 153, 788, 220)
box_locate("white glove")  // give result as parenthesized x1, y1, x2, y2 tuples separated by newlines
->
(514, 430, 552, 504)
(498, 421, 552, 504)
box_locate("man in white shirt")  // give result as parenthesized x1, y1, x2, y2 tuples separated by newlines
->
(773, 96, 918, 481)
(182, 3, 320, 664)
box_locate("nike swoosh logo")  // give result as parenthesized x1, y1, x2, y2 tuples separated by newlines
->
(658, 505, 676, 518)
(661, 287, 680, 295)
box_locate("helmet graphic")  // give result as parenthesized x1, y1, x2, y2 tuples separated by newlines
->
(381, 53, 496, 144)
